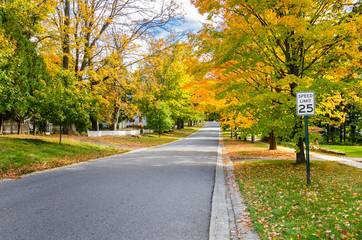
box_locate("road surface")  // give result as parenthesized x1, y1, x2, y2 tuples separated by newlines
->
(0, 122, 220, 240)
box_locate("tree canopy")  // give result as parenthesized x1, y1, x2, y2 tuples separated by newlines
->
(190, 0, 362, 162)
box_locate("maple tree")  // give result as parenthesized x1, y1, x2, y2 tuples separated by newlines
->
(39, 0, 181, 131)
(191, 0, 362, 163)
(137, 38, 201, 130)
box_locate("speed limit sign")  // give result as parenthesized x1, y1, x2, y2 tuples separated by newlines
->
(296, 91, 315, 116)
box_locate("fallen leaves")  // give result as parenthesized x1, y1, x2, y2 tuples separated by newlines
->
(225, 138, 362, 240)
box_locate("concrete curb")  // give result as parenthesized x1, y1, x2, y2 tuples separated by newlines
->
(209, 138, 230, 240)
(222, 142, 260, 240)
(209, 130, 259, 240)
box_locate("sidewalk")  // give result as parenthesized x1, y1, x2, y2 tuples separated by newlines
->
(276, 145, 362, 169)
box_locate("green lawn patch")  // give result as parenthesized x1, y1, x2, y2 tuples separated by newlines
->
(319, 145, 362, 158)
(163, 124, 204, 138)
(96, 134, 179, 148)
(234, 160, 361, 240)
(0, 136, 122, 179)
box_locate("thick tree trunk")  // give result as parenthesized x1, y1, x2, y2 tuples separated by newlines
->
(269, 131, 277, 150)
(177, 118, 182, 130)
(251, 135, 255, 143)
(17, 119, 21, 135)
(90, 115, 99, 131)
(111, 107, 120, 131)
(296, 136, 306, 164)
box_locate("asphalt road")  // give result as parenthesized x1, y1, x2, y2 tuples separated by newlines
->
(0, 122, 220, 240)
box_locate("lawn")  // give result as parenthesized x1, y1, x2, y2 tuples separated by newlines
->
(0, 136, 123, 179)
(63, 124, 205, 148)
(71, 134, 180, 148)
(224, 138, 362, 240)
(163, 124, 205, 138)
(319, 145, 362, 158)
(234, 160, 361, 240)
(0, 124, 205, 179)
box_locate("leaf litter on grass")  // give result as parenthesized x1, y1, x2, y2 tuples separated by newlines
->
(224, 138, 362, 240)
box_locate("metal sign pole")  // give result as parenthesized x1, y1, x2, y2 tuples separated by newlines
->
(304, 115, 311, 185)
(297, 91, 315, 185)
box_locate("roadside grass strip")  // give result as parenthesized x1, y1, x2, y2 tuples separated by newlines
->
(234, 160, 361, 240)
(58, 124, 205, 148)
(0, 136, 123, 179)
(0, 124, 205, 179)
(72, 134, 179, 148)
(319, 145, 362, 158)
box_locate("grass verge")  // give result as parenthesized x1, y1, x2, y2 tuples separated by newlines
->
(66, 134, 179, 148)
(63, 124, 205, 148)
(0, 136, 124, 179)
(0, 124, 205, 179)
(234, 161, 361, 240)
(224, 138, 362, 240)
(319, 145, 362, 158)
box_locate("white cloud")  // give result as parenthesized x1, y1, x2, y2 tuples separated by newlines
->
(174, 0, 207, 31)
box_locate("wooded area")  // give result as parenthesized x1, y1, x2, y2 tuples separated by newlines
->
(0, 0, 202, 139)
(0, 0, 361, 163)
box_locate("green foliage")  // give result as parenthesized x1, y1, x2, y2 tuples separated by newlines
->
(137, 40, 201, 126)
(0, 6, 50, 122)
(42, 70, 90, 133)
(146, 101, 174, 136)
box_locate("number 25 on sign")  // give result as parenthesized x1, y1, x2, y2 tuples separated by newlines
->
(296, 91, 315, 116)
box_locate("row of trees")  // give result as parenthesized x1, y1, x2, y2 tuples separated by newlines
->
(188, 0, 361, 163)
(0, 0, 203, 140)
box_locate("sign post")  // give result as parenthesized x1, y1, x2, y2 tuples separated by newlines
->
(296, 91, 315, 185)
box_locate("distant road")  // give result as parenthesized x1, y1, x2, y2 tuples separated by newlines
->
(0, 122, 220, 240)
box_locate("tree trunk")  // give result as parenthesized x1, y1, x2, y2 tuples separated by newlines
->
(269, 131, 277, 150)
(296, 136, 306, 164)
(33, 118, 36, 136)
(251, 135, 255, 143)
(177, 118, 182, 130)
(111, 106, 120, 131)
(63, 0, 70, 70)
(59, 119, 62, 145)
(91, 115, 99, 131)
(17, 119, 21, 135)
